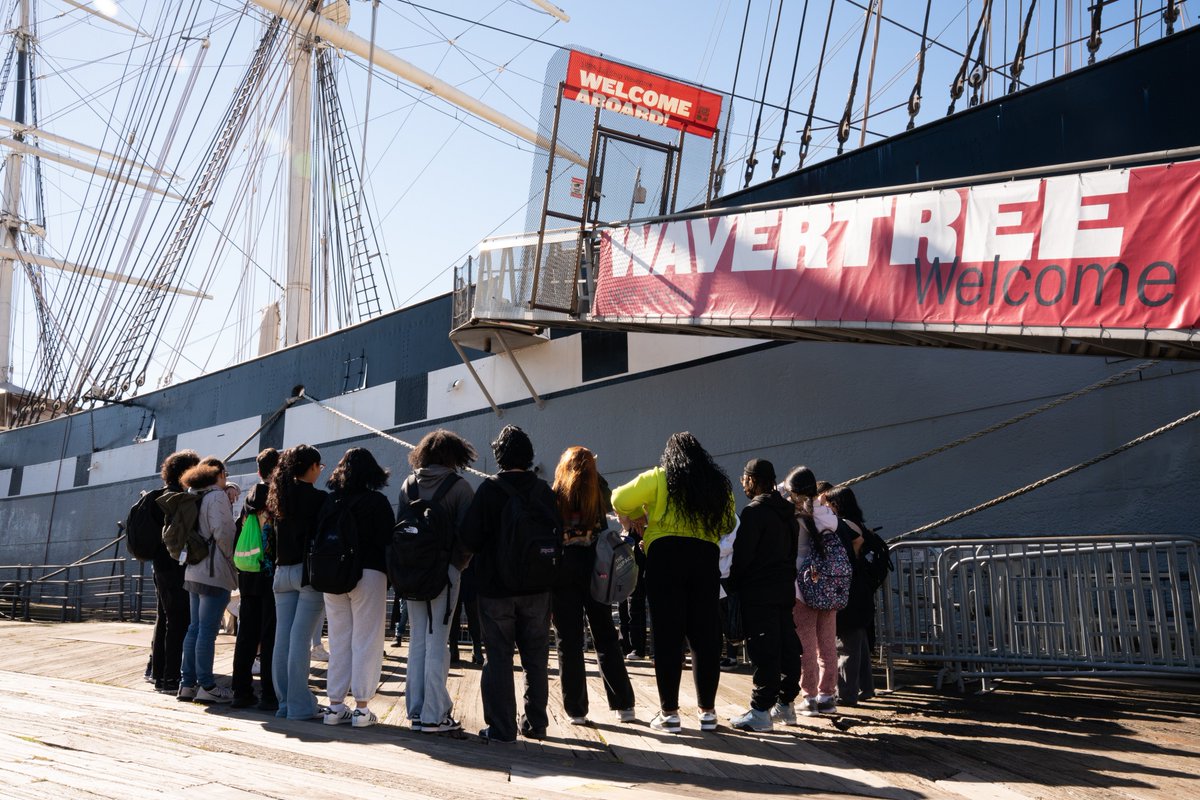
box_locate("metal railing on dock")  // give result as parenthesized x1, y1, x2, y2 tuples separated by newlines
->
(878, 533, 1200, 690)
(0, 558, 152, 623)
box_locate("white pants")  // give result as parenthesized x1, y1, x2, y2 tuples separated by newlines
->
(324, 568, 387, 707)
(405, 566, 461, 724)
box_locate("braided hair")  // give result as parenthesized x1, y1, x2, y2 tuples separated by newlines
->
(659, 432, 734, 537)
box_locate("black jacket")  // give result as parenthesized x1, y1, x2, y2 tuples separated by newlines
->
(459, 470, 560, 598)
(270, 481, 328, 567)
(837, 520, 877, 638)
(725, 490, 799, 606)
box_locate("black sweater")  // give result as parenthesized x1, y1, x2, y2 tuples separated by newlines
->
(324, 489, 395, 575)
(459, 471, 560, 598)
(726, 490, 799, 606)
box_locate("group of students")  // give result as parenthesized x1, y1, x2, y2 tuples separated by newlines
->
(142, 425, 880, 738)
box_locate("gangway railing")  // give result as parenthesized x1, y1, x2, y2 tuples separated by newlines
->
(878, 534, 1200, 690)
(0, 557, 152, 623)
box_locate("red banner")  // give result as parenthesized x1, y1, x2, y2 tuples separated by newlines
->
(594, 160, 1200, 331)
(564, 50, 723, 139)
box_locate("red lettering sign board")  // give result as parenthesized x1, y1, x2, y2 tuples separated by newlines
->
(564, 50, 723, 139)
(593, 160, 1200, 332)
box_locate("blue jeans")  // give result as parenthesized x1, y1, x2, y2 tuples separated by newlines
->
(272, 563, 324, 720)
(181, 588, 231, 689)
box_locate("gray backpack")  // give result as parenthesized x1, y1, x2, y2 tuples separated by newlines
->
(590, 528, 638, 605)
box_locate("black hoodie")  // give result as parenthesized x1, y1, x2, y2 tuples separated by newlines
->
(725, 490, 800, 606)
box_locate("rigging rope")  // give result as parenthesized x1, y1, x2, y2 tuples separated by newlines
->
(300, 391, 492, 479)
(799, 0, 837, 168)
(715, 0, 749, 196)
(1008, 0, 1038, 93)
(841, 359, 1159, 488)
(895, 402, 1200, 540)
(744, 0, 786, 188)
(906, 0, 932, 129)
(948, 0, 993, 116)
(772, 0, 811, 179)
(967, 0, 994, 107)
(836, 0, 877, 155)
(1086, 0, 1103, 64)
(857, 0, 885, 148)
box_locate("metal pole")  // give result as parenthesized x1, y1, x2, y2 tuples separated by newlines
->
(495, 331, 544, 409)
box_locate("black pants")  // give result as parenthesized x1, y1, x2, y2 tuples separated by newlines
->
(232, 571, 277, 701)
(741, 600, 801, 711)
(644, 536, 722, 712)
(552, 549, 635, 717)
(619, 545, 648, 656)
(151, 562, 189, 684)
(837, 626, 874, 702)
(478, 592, 551, 742)
(448, 594, 482, 661)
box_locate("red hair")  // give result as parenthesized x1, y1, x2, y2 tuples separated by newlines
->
(552, 446, 603, 533)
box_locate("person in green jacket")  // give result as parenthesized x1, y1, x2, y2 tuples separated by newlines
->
(611, 432, 736, 734)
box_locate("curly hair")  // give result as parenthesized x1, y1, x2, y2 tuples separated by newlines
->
(659, 432, 734, 536)
(267, 444, 321, 522)
(181, 457, 225, 490)
(409, 429, 477, 470)
(327, 447, 390, 493)
(160, 450, 200, 487)
(552, 446, 604, 533)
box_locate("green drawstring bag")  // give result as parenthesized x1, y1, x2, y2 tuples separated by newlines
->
(233, 512, 266, 572)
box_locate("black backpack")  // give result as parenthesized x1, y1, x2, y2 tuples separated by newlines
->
(125, 487, 166, 561)
(387, 474, 461, 601)
(307, 494, 366, 594)
(857, 524, 892, 591)
(492, 477, 561, 593)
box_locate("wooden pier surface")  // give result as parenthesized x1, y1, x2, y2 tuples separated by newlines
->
(0, 620, 1197, 799)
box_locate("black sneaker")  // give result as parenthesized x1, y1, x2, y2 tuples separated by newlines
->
(256, 697, 279, 712)
(422, 715, 463, 734)
(478, 727, 515, 744)
(519, 717, 547, 740)
(719, 656, 740, 671)
(230, 694, 257, 709)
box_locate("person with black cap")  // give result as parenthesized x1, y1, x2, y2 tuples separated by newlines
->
(459, 425, 561, 743)
(726, 458, 802, 732)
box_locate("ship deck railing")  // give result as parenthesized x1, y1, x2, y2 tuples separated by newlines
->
(879, 533, 1200, 690)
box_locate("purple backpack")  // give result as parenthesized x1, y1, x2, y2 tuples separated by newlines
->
(797, 526, 852, 611)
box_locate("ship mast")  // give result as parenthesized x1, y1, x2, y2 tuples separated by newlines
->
(285, 20, 315, 347)
(0, 0, 29, 387)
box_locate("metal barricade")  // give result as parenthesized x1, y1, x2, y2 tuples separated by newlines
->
(0, 557, 151, 623)
(878, 534, 1200, 689)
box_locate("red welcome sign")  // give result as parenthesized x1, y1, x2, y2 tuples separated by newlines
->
(564, 50, 723, 139)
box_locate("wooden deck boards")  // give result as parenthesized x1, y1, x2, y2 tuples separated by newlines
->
(0, 620, 1197, 799)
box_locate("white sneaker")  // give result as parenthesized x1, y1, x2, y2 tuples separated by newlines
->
(251, 657, 260, 676)
(568, 716, 590, 726)
(616, 708, 636, 723)
(698, 710, 718, 731)
(649, 711, 681, 733)
(195, 685, 234, 704)
(770, 702, 798, 726)
(799, 697, 821, 717)
(310, 644, 329, 662)
(323, 706, 353, 726)
(351, 708, 378, 728)
(421, 715, 462, 733)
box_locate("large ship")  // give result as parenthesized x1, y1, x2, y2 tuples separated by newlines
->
(1, 1, 1199, 572)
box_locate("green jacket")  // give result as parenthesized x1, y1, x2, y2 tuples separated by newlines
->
(611, 467, 735, 552)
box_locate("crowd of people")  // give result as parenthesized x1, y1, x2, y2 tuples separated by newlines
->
(140, 426, 883, 738)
